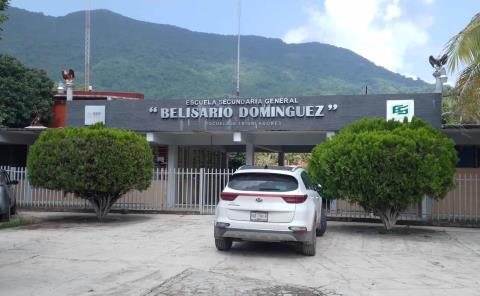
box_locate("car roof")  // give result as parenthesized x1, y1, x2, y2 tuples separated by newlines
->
(234, 165, 303, 176)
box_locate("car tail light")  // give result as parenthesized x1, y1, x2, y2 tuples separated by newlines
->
(220, 192, 238, 201)
(282, 194, 308, 204)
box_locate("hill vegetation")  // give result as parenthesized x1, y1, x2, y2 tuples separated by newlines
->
(0, 7, 432, 99)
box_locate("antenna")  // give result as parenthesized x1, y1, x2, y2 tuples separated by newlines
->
(236, 0, 241, 97)
(84, 0, 91, 91)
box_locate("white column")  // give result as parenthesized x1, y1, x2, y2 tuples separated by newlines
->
(66, 82, 73, 101)
(167, 144, 178, 208)
(245, 143, 254, 166)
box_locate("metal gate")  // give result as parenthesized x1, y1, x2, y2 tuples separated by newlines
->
(1, 166, 233, 214)
(2, 166, 479, 224)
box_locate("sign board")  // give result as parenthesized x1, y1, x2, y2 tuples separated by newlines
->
(386, 100, 414, 122)
(84, 105, 105, 125)
(68, 94, 441, 132)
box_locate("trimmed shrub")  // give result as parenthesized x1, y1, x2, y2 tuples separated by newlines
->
(27, 124, 153, 219)
(308, 118, 458, 230)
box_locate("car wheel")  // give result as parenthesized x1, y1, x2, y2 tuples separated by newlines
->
(316, 207, 327, 236)
(300, 222, 316, 256)
(215, 238, 233, 251)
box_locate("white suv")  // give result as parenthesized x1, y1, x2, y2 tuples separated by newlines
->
(214, 166, 327, 256)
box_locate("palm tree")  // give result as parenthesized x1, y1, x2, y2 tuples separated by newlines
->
(445, 12, 480, 123)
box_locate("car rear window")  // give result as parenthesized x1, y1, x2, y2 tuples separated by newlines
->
(227, 173, 298, 192)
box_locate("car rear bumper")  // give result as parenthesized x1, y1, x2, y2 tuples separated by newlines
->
(214, 226, 312, 242)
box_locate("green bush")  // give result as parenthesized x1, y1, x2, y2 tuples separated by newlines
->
(308, 118, 458, 230)
(27, 124, 154, 219)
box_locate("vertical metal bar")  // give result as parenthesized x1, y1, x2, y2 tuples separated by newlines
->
(192, 168, 195, 209)
(213, 168, 217, 214)
(20, 167, 24, 207)
(189, 168, 193, 211)
(154, 168, 158, 209)
(188, 168, 192, 209)
(212, 168, 216, 214)
(183, 168, 186, 208)
(186, 168, 189, 208)
(176, 168, 180, 208)
(453, 175, 457, 222)
(179, 168, 183, 208)
(194, 168, 197, 210)
(159, 169, 163, 210)
(19, 167, 24, 206)
(194, 168, 197, 209)
(199, 168, 204, 214)
(205, 168, 208, 213)
(207, 168, 211, 213)
(178, 168, 181, 208)
(43, 188, 50, 207)
(464, 173, 467, 221)
(181, 168, 185, 208)
(164, 168, 167, 209)
(153, 168, 156, 209)
(163, 168, 167, 210)
(468, 172, 473, 221)
(187, 168, 191, 209)
(476, 172, 478, 223)
(180, 168, 187, 208)
(214, 168, 218, 213)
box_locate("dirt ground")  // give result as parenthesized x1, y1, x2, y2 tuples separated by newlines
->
(1, 211, 480, 296)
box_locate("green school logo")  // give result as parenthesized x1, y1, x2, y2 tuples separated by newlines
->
(392, 104, 409, 115)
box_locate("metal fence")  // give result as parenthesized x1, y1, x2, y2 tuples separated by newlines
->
(325, 170, 480, 225)
(1, 166, 233, 215)
(2, 166, 479, 224)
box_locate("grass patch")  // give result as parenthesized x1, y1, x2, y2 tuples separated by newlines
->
(0, 216, 33, 230)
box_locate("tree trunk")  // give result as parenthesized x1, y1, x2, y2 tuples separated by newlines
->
(378, 207, 400, 230)
(87, 193, 120, 221)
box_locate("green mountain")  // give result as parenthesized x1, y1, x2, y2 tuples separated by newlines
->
(0, 7, 433, 99)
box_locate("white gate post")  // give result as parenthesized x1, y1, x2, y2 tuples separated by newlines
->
(422, 196, 433, 220)
(199, 168, 205, 214)
(167, 144, 178, 208)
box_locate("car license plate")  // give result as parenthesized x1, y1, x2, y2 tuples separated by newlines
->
(250, 211, 268, 222)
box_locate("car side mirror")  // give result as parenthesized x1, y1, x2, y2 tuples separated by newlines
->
(315, 184, 322, 192)
(7, 180, 18, 185)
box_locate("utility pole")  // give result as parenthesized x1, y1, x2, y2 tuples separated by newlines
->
(236, 0, 241, 97)
(85, 0, 91, 91)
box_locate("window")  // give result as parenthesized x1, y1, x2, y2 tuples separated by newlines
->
(301, 171, 314, 190)
(228, 173, 298, 192)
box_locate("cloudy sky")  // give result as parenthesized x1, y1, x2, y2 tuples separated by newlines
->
(10, 0, 478, 83)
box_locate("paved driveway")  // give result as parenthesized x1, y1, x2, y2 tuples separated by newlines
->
(1, 212, 480, 296)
